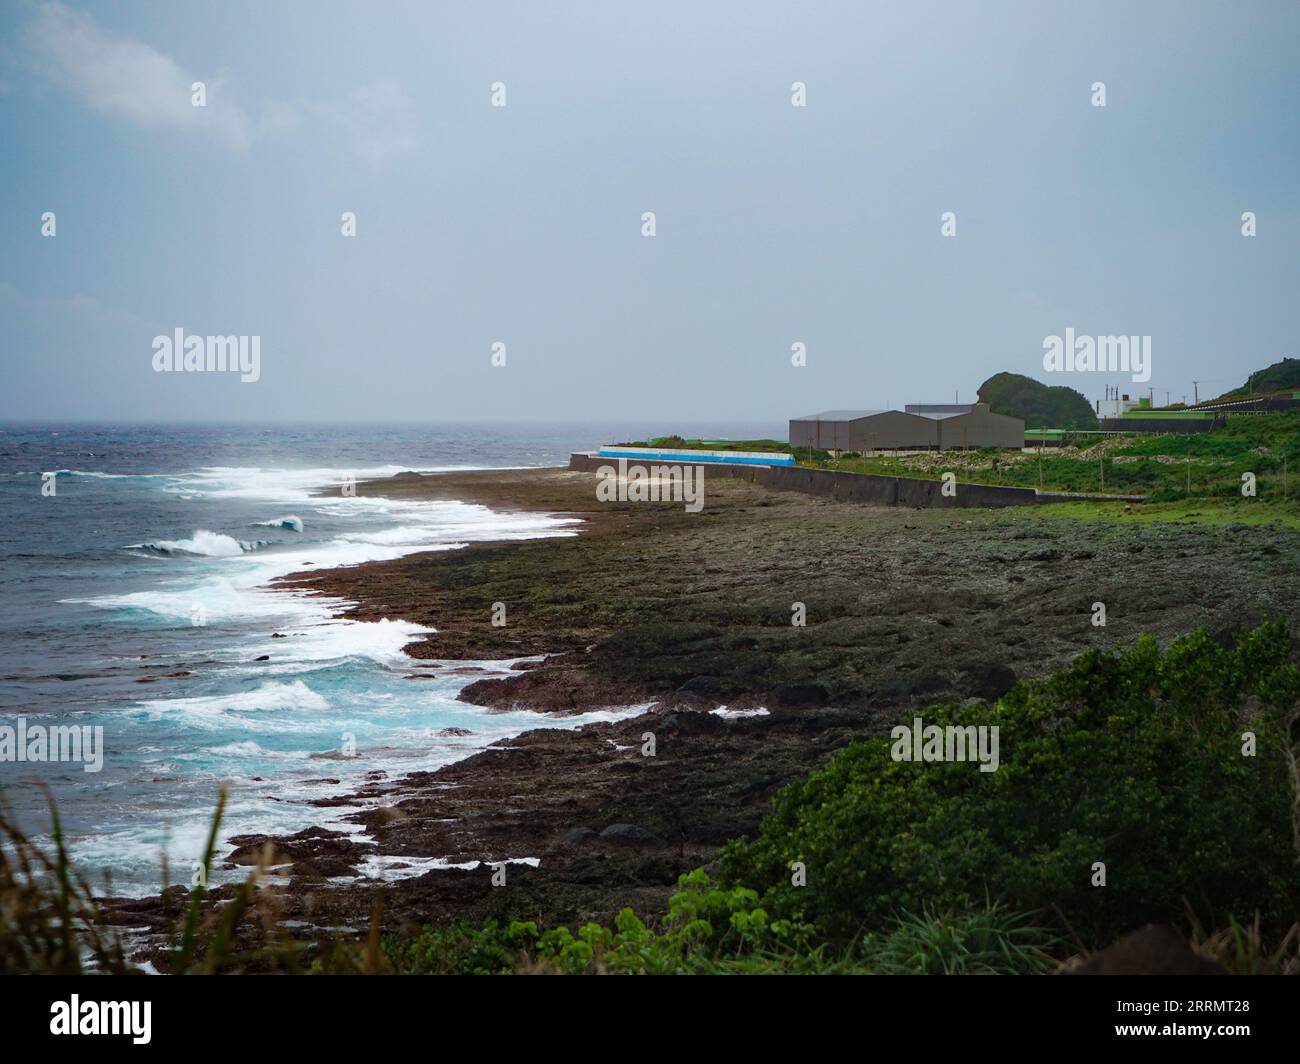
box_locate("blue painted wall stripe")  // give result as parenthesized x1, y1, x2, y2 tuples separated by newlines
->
(597, 447, 795, 467)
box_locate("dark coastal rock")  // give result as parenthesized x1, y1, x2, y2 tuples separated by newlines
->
(222, 826, 374, 879)
(880, 670, 947, 701)
(655, 710, 728, 736)
(1024, 548, 1062, 561)
(599, 824, 661, 847)
(131, 464, 1299, 958)
(771, 682, 829, 709)
(288, 856, 361, 880)
(1071, 925, 1227, 975)
(437, 727, 474, 737)
(957, 661, 1017, 701)
(633, 856, 683, 884)
(676, 674, 726, 698)
(458, 666, 655, 716)
(666, 689, 718, 711)
(135, 670, 192, 683)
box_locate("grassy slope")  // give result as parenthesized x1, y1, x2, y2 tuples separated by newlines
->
(620, 436, 792, 453)
(1029, 499, 1300, 529)
(801, 413, 1300, 512)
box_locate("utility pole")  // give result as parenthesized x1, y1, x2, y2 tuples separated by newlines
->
(1165, 391, 1170, 407)
(1193, 381, 1200, 405)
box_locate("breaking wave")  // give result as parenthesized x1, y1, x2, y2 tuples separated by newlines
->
(254, 515, 304, 532)
(127, 530, 270, 557)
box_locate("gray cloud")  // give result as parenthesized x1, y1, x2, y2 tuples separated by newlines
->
(24, 1, 253, 149)
(316, 78, 419, 172)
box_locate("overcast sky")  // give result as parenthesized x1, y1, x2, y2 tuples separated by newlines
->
(1, 0, 1296, 422)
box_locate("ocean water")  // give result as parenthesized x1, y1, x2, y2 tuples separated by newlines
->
(0, 420, 778, 894)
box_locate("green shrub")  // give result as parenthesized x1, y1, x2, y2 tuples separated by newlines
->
(385, 869, 841, 974)
(719, 618, 1300, 947)
(860, 900, 1059, 974)
(383, 872, 1054, 974)
(386, 917, 542, 975)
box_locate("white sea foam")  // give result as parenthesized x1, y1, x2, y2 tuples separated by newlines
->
(44, 461, 605, 893)
(137, 680, 332, 725)
(128, 530, 267, 557)
(352, 854, 542, 881)
(201, 740, 311, 760)
(66, 578, 312, 624)
(166, 465, 458, 503)
(254, 515, 304, 532)
(240, 616, 432, 668)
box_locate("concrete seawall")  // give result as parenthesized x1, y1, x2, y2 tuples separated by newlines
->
(568, 452, 1049, 508)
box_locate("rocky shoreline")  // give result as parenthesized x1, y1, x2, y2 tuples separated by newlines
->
(108, 465, 1300, 960)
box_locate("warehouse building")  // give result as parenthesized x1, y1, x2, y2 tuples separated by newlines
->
(906, 403, 1025, 450)
(789, 409, 935, 452)
(790, 403, 1023, 453)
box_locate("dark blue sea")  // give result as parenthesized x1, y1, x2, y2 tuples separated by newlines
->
(0, 420, 780, 894)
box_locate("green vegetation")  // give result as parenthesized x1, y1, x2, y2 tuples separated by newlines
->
(0, 787, 338, 975)
(1216, 357, 1300, 400)
(6, 620, 1300, 975)
(719, 618, 1300, 946)
(0, 801, 1054, 974)
(1028, 498, 1300, 530)
(0, 799, 132, 975)
(617, 436, 792, 453)
(977, 371, 1099, 429)
(388, 872, 834, 974)
(385, 878, 1058, 974)
(1118, 409, 1216, 420)
(803, 412, 1300, 513)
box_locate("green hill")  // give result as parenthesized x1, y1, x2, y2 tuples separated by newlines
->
(1215, 357, 1300, 400)
(976, 372, 1098, 429)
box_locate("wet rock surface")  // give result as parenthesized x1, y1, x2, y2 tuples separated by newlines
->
(1070, 924, 1228, 975)
(106, 467, 1300, 959)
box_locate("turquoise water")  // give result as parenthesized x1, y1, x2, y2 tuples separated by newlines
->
(0, 420, 777, 893)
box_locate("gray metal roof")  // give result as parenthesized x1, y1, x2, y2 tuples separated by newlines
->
(905, 403, 976, 415)
(790, 410, 888, 422)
